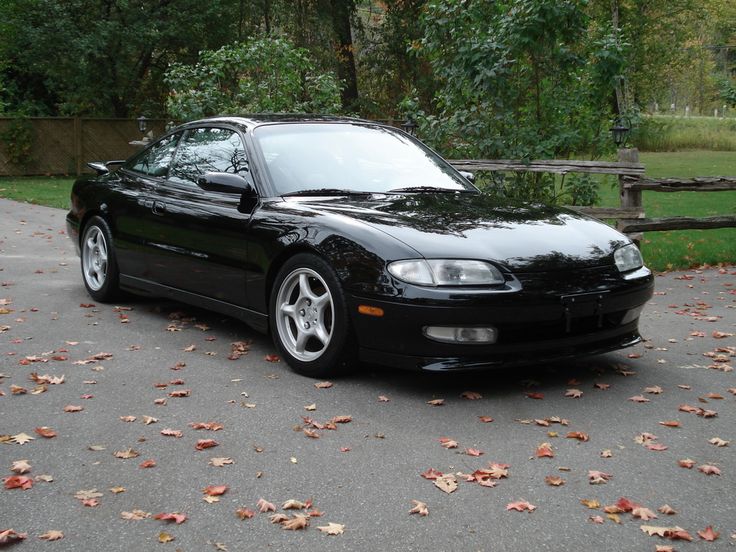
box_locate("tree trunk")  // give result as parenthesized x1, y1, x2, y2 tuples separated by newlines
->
(328, 0, 358, 110)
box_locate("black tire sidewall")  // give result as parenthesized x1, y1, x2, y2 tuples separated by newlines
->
(270, 253, 353, 377)
(81, 216, 120, 302)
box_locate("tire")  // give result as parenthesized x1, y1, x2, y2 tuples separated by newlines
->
(80, 216, 121, 302)
(270, 253, 355, 378)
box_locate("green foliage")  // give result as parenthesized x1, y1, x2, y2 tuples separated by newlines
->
(411, 0, 619, 168)
(165, 37, 342, 120)
(0, 118, 34, 166)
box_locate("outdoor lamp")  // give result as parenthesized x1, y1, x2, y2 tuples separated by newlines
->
(401, 118, 418, 136)
(137, 115, 148, 134)
(610, 116, 630, 147)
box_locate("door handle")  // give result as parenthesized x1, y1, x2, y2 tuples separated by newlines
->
(152, 201, 166, 215)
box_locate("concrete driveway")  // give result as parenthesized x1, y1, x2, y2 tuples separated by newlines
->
(1, 198, 734, 550)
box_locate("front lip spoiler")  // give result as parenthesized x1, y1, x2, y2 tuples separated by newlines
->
(359, 332, 642, 372)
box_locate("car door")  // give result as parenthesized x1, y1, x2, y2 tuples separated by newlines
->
(111, 132, 182, 279)
(142, 126, 253, 306)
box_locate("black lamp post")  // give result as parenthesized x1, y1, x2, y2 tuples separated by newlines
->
(401, 118, 418, 136)
(137, 115, 148, 134)
(610, 116, 630, 147)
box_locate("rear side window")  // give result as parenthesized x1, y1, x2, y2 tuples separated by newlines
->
(168, 127, 248, 186)
(128, 133, 181, 177)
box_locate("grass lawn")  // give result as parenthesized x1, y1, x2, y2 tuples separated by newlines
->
(1, 150, 734, 271)
(0, 176, 75, 210)
(596, 151, 736, 271)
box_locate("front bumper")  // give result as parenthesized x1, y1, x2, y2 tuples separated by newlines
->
(348, 267, 654, 371)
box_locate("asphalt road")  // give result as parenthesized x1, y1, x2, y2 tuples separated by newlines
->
(1, 198, 734, 551)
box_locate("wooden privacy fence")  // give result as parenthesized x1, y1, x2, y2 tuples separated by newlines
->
(449, 150, 736, 239)
(0, 117, 168, 176)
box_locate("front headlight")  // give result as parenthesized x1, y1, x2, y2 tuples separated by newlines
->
(614, 244, 643, 273)
(388, 259, 504, 286)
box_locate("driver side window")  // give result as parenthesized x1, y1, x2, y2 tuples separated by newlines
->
(128, 133, 181, 177)
(168, 127, 249, 187)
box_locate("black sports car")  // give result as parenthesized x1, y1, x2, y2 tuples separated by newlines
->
(66, 115, 654, 377)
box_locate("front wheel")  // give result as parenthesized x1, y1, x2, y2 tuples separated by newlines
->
(80, 216, 121, 302)
(270, 253, 354, 378)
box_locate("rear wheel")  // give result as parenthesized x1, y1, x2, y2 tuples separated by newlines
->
(81, 216, 120, 302)
(270, 253, 354, 377)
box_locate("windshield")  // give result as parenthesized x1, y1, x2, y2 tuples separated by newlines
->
(252, 123, 474, 196)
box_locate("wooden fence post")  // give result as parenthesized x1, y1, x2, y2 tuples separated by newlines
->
(617, 147, 642, 246)
(74, 117, 83, 176)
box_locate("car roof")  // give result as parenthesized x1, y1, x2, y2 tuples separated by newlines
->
(184, 114, 379, 130)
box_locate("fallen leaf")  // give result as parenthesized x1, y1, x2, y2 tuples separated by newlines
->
(109, 486, 126, 494)
(698, 525, 720, 541)
(589, 515, 604, 524)
(139, 459, 156, 468)
(142, 416, 158, 425)
(645, 385, 664, 394)
(0, 530, 27, 544)
(75, 488, 103, 500)
(3, 475, 33, 490)
(426, 399, 444, 406)
(10, 433, 34, 445)
(461, 391, 482, 400)
(628, 395, 650, 403)
(38, 530, 63, 541)
(257, 498, 276, 513)
(153, 512, 187, 524)
(189, 422, 223, 431)
(566, 431, 589, 442)
(659, 421, 681, 428)
(632, 507, 658, 521)
(113, 449, 140, 459)
(464, 448, 484, 457)
(209, 457, 233, 467)
(478, 416, 494, 423)
(120, 416, 137, 423)
(525, 392, 544, 400)
(409, 500, 428, 516)
(11, 460, 31, 474)
(433, 474, 457, 494)
(588, 470, 612, 484)
(698, 464, 721, 475)
(236, 507, 255, 520)
(269, 513, 289, 524)
(317, 522, 345, 534)
(420, 468, 443, 480)
(565, 389, 583, 398)
(121, 510, 149, 520)
(378, 395, 390, 402)
(282, 514, 309, 530)
(158, 532, 174, 543)
(658, 505, 677, 515)
(304, 403, 316, 411)
(264, 354, 280, 362)
(545, 475, 564, 486)
(580, 499, 600, 509)
(160, 429, 183, 438)
(314, 381, 333, 389)
(600, 450, 613, 458)
(536, 443, 554, 458)
(282, 499, 307, 510)
(195, 439, 219, 450)
(439, 437, 458, 449)
(708, 437, 729, 447)
(678, 458, 695, 468)
(506, 500, 536, 512)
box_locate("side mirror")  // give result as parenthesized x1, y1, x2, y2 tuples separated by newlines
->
(87, 162, 109, 175)
(459, 170, 475, 184)
(197, 172, 250, 194)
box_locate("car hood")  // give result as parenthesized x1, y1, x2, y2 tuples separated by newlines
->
(285, 193, 630, 272)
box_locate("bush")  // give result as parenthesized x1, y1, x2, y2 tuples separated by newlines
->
(165, 36, 342, 120)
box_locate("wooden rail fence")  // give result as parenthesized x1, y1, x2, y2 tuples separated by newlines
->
(449, 149, 736, 239)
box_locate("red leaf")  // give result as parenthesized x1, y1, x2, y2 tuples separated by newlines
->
(420, 468, 443, 480)
(506, 500, 536, 512)
(236, 507, 255, 520)
(698, 464, 721, 476)
(3, 475, 33, 490)
(525, 392, 544, 400)
(264, 354, 280, 362)
(139, 459, 156, 469)
(536, 443, 554, 458)
(34, 426, 56, 438)
(153, 512, 187, 524)
(645, 443, 668, 452)
(0, 529, 27, 544)
(697, 525, 720, 541)
(464, 448, 484, 457)
(478, 416, 494, 423)
(203, 485, 228, 496)
(566, 431, 589, 442)
(195, 439, 219, 450)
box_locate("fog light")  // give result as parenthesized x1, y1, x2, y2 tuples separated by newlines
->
(424, 326, 497, 344)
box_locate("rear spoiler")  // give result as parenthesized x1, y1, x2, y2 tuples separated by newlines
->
(86, 160, 126, 175)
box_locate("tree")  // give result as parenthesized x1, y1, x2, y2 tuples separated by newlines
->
(164, 37, 342, 120)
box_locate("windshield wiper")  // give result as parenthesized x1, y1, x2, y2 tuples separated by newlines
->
(386, 186, 472, 194)
(281, 188, 374, 197)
